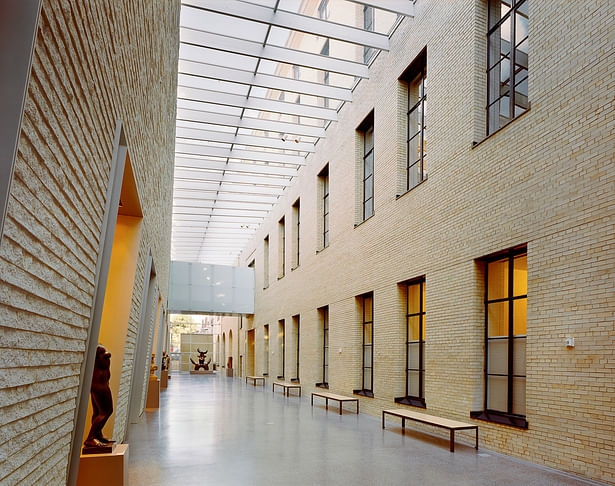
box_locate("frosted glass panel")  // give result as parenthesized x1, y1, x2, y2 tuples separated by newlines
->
(364, 295, 373, 322)
(363, 370, 372, 390)
(363, 346, 372, 367)
(364, 322, 372, 344)
(488, 339, 508, 375)
(513, 377, 526, 415)
(408, 371, 419, 397)
(513, 298, 527, 335)
(513, 254, 527, 296)
(488, 375, 507, 412)
(408, 283, 421, 313)
(408, 342, 420, 369)
(407, 316, 420, 340)
(513, 337, 526, 375)
(488, 301, 508, 337)
(488, 258, 508, 300)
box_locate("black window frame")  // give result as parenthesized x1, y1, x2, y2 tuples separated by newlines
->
(400, 49, 427, 192)
(319, 164, 330, 249)
(278, 216, 285, 278)
(486, 0, 529, 135)
(277, 319, 285, 379)
(292, 314, 300, 383)
(354, 292, 374, 397)
(292, 198, 300, 268)
(471, 246, 528, 428)
(357, 111, 374, 222)
(263, 324, 269, 376)
(316, 306, 329, 388)
(395, 278, 426, 408)
(363, 5, 374, 63)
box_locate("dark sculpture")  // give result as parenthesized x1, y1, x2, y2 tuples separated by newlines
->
(83, 345, 115, 453)
(190, 348, 212, 371)
(161, 352, 170, 371)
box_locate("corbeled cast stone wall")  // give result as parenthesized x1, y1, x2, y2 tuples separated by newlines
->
(0, 1, 178, 484)
(241, 1, 614, 484)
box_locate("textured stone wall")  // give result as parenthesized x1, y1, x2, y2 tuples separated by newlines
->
(0, 1, 178, 484)
(241, 1, 614, 483)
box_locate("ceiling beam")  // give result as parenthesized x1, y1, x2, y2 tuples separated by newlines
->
(177, 85, 338, 121)
(180, 28, 369, 78)
(178, 60, 352, 102)
(175, 142, 307, 166)
(176, 107, 326, 138)
(183, 0, 390, 50)
(175, 126, 315, 153)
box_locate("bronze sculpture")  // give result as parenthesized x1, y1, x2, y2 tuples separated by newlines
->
(83, 344, 115, 453)
(190, 348, 212, 371)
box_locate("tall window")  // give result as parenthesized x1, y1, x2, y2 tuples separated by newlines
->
(264, 324, 269, 375)
(396, 279, 426, 407)
(263, 235, 269, 288)
(317, 306, 329, 388)
(293, 314, 300, 381)
(401, 50, 427, 191)
(487, 0, 529, 134)
(318, 164, 329, 249)
(363, 5, 374, 63)
(278, 217, 285, 278)
(292, 198, 300, 268)
(318, 0, 329, 20)
(278, 319, 285, 379)
(358, 112, 374, 221)
(472, 247, 527, 428)
(354, 293, 374, 397)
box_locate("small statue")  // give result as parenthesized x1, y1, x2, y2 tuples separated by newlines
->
(190, 348, 212, 371)
(83, 345, 114, 452)
(161, 352, 170, 371)
(150, 353, 158, 380)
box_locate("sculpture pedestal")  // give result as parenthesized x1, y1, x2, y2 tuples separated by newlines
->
(146, 378, 159, 409)
(161, 369, 169, 388)
(190, 369, 214, 375)
(226, 368, 233, 377)
(77, 444, 128, 486)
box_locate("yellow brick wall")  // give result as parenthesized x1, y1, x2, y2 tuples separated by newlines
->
(0, 1, 178, 484)
(241, 1, 614, 483)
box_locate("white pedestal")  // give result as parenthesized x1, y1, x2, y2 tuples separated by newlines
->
(77, 444, 128, 486)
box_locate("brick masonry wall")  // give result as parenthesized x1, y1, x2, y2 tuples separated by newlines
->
(240, 1, 614, 483)
(0, 1, 178, 484)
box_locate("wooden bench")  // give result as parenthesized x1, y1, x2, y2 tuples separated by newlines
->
(272, 381, 301, 396)
(245, 376, 265, 386)
(311, 391, 359, 415)
(382, 409, 478, 452)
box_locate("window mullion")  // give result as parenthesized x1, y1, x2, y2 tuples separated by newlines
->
(507, 254, 515, 414)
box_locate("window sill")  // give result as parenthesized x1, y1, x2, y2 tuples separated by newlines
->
(277, 375, 285, 380)
(394, 396, 426, 408)
(291, 265, 299, 271)
(353, 389, 374, 398)
(316, 244, 329, 255)
(277, 275, 284, 280)
(263, 285, 269, 290)
(262, 373, 268, 377)
(470, 410, 528, 429)
(290, 378, 300, 383)
(354, 214, 374, 229)
(315, 382, 329, 389)
(396, 178, 427, 200)
(472, 107, 531, 149)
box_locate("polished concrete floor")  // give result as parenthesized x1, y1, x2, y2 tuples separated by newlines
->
(126, 374, 596, 486)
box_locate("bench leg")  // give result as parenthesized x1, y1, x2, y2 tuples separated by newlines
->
(311, 394, 313, 406)
(475, 428, 479, 450)
(382, 411, 385, 429)
(325, 398, 328, 411)
(450, 430, 455, 453)
(339, 401, 342, 415)
(402, 417, 405, 434)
